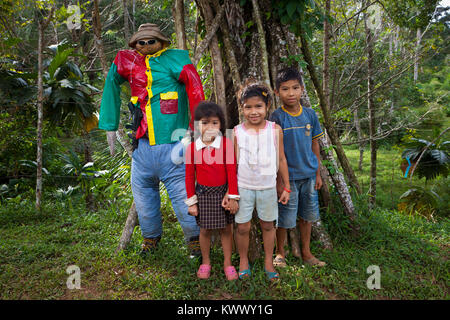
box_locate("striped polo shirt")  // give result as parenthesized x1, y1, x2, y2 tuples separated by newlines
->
(269, 104, 324, 180)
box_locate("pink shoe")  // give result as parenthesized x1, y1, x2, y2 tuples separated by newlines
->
(224, 266, 238, 281)
(197, 264, 211, 279)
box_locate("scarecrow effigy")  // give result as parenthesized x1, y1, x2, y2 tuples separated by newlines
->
(98, 23, 205, 256)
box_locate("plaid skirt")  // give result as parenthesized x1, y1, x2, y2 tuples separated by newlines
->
(196, 183, 234, 229)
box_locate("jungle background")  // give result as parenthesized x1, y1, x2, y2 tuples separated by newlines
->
(0, 0, 448, 299)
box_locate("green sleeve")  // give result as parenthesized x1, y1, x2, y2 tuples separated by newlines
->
(98, 62, 127, 131)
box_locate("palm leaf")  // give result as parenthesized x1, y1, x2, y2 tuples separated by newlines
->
(48, 48, 75, 79)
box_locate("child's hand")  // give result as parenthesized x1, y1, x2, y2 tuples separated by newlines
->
(227, 199, 239, 214)
(222, 193, 229, 209)
(278, 190, 290, 205)
(276, 181, 284, 198)
(315, 173, 323, 190)
(188, 204, 199, 216)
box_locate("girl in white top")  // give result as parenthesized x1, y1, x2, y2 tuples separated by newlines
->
(234, 120, 278, 189)
(233, 83, 291, 281)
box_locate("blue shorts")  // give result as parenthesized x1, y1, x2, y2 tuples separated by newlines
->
(235, 187, 278, 225)
(278, 177, 320, 228)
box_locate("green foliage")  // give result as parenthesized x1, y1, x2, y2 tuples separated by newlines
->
(0, 107, 66, 193)
(90, 130, 133, 207)
(417, 55, 450, 116)
(280, 53, 308, 70)
(430, 175, 450, 217)
(401, 136, 449, 181)
(59, 148, 108, 202)
(398, 186, 441, 220)
(272, 0, 325, 38)
(0, 66, 36, 106)
(380, 0, 440, 29)
(42, 41, 99, 130)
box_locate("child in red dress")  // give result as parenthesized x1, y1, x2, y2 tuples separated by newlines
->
(185, 102, 239, 280)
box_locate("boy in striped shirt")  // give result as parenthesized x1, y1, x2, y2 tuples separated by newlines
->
(269, 67, 326, 268)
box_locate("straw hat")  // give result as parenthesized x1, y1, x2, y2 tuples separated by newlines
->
(128, 23, 170, 48)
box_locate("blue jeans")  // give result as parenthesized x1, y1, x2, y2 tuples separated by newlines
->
(131, 138, 199, 242)
(278, 177, 320, 228)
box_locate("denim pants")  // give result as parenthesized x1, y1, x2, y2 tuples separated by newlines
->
(278, 176, 320, 228)
(131, 138, 200, 242)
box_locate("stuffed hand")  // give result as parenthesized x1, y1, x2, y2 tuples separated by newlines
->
(106, 131, 117, 156)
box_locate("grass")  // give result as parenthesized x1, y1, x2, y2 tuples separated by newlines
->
(0, 148, 448, 300)
(0, 192, 448, 300)
(342, 145, 448, 213)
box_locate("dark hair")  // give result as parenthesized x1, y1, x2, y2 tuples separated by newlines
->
(238, 82, 272, 108)
(275, 67, 304, 90)
(194, 101, 226, 135)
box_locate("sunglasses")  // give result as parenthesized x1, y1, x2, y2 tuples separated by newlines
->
(138, 39, 157, 46)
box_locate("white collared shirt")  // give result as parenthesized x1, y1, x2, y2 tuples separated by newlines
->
(195, 135, 222, 151)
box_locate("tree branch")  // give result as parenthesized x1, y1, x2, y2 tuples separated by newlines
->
(332, 0, 379, 34)
(341, 106, 439, 145)
(251, 0, 271, 88)
(192, 3, 225, 66)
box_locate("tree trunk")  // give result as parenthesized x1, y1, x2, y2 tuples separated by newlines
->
(173, 0, 187, 50)
(365, 12, 377, 210)
(394, 26, 399, 52)
(116, 202, 139, 253)
(122, 0, 130, 41)
(92, 0, 109, 79)
(299, 27, 362, 195)
(81, 130, 96, 211)
(192, 2, 225, 66)
(355, 85, 365, 172)
(323, 0, 331, 109)
(319, 133, 359, 233)
(311, 219, 333, 250)
(35, 8, 54, 210)
(251, 0, 271, 90)
(211, 0, 241, 126)
(197, 0, 227, 125)
(36, 19, 44, 211)
(354, 108, 364, 172)
(414, 28, 421, 83)
(132, 0, 136, 32)
(317, 0, 335, 213)
(319, 162, 334, 213)
(389, 33, 393, 56)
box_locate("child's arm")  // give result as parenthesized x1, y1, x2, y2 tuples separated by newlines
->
(184, 144, 198, 216)
(222, 136, 239, 214)
(275, 124, 290, 204)
(311, 139, 323, 190)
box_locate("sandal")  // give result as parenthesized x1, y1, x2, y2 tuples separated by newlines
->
(264, 268, 280, 281)
(273, 255, 287, 268)
(303, 257, 326, 267)
(197, 264, 211, 279)
(224, 266, 238, 281)
(238, 264, 252, 280)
